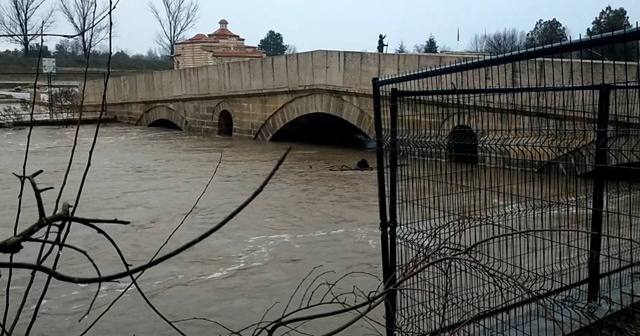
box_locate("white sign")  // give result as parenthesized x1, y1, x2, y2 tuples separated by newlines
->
(42, 58, 56, 74)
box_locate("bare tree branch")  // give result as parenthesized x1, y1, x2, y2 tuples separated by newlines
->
(0, 170, 129, 256)
(483, 28, 526, 55)
(57, 0, 112, 57)
(0, 0, 120, 40)
(466, 33, 487, 53)
(3, 32, 48, 333)
(148, 0, 200, 55)
(22, 4, 117, 332)
(24, 238, 103, 319)
(0, 0, 56, 55)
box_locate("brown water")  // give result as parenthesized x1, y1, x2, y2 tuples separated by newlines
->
(0, 124, 384, 335)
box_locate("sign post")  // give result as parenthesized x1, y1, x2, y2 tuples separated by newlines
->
(42, 58, 56, 119)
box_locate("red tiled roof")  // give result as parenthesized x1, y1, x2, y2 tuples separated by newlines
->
(208, 28, 239, 38)
(189, 33, 208, 41)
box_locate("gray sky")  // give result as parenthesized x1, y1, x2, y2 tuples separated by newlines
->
(1, 0, 639, 54)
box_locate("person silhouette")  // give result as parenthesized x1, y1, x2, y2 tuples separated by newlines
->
(377, 34, 387, 53)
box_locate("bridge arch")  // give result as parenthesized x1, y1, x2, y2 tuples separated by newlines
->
(253, 94, 374, 142)
(136, 105, 189, 131)
(211, 101, 236, 136)
(448, 125, 479, 164)
(538, 133, 640, 178)
(439, 111, 486, 138)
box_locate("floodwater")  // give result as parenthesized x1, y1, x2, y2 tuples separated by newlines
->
(0, 124, 384, 336)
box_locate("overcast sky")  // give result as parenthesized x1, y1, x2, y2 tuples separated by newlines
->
(1, 0, 639, 54)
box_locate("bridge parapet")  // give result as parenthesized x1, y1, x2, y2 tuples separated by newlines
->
(81, 50, 638, 108)
(82, 51, 481, 105)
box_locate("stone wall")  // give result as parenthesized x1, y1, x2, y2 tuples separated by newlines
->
(82, 50, 638, 109)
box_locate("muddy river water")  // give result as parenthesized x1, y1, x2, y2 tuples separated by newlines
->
(0, 124, 384, 335)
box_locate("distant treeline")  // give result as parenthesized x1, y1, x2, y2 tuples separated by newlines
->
(0, 39, 174, 72)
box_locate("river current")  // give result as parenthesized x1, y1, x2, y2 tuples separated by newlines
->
(0, 124, 383, 335)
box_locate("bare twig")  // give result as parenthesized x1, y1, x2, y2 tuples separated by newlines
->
(23, 5, 116, 333)
(0, 205, 129, 255)
(24, 238, 103, 319)
(172, 317, 243, 335)
(4, 29, 47, 334)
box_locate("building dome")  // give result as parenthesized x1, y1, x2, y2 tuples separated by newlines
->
(218, 19, 229, 29)
(190, 33, 208, 41)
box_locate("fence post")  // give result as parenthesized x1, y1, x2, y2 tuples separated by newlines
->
(372, 78, 394, 336)
(587, 85, 611, 303)
(387, 87, 400, 335)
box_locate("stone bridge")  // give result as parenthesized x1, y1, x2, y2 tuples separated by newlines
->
(82, 51, 487, 140)
(81, 50, 640, 174)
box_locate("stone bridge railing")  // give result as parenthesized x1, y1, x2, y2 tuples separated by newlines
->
(81, 50, 639, 109)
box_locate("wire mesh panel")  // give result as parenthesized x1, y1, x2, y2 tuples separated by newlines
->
(374, 28, 640, 336)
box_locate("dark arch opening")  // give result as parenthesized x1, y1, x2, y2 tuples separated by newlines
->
(218, 110, 233, 136)
(148, 118, 183, 131)
(270, 112, 373, 150)
(448, 125, 479, 164)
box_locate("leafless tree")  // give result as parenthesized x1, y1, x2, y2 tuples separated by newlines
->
(439, 44, 452, 53)
(0, 0, 56, 55)
(58, 0, 111, 57)
(148, 0, 200, 56)
(482, 28, 526, 55)
(467, 33, 487, 53)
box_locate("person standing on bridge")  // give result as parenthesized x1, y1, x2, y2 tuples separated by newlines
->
(377, 34, 388, 53)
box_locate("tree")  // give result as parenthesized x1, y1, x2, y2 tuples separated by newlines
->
(585, 6, 637, 61)
(54, 38, 83, 56)
(467, 33, 487, 53)
(26, 43, 51, 58)
(483, 28, 526, 55)
(145, 47, 161, 60)
(148, 0, 200, 56)
(424, 34, 438, 53)
(258, 30, 288, 57)
(58, 0, 112, 58)
(395, 40, 407, 53)
(414, 34, 439, 53)
(525, 19, 568, 48)
(0, 0, 56, 56)
(587, 5, 632, 36)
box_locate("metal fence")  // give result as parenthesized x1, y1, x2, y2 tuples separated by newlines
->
(373, 27, 640, 335)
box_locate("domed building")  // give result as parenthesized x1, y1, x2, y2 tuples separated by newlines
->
(172, 19, 266, 69)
